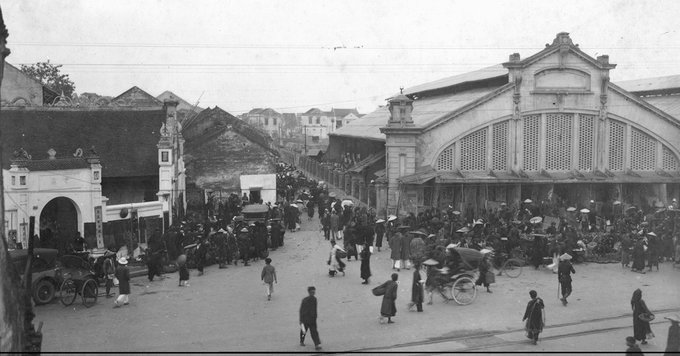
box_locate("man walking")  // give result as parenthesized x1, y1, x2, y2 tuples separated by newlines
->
(299, 286, 322, 351)
(261, 258, 277, 301)
(558, 253, 576, 305)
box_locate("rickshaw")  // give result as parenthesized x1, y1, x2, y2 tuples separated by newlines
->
(9, 248, 61, 305)
(58, 255, 99, 308)
(423, 247, 481, 305)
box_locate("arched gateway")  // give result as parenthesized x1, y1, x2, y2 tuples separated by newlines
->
(39, 197, 81, 254)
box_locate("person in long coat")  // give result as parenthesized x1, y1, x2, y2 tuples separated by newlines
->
(522, 290, 545, 345)
(631, 288, 654, 345)
(226, 229, 239, 265)
(270, 220, 283, 249)
(344, 224, 358, 261)
(401, 229, 413, 269)
(374, 220, 386, 252)
(237, 228, 252, 266)
(631, 239, 646, 273)
(359, 244, 372, 284)
(408, 264, 424, 312)
(475, 251, 493, 293)
(379, 273, 399, 323)
(664, 314, 680, 354)
(114, 257, 131, 307)
(558, 253, 576, 305)
(390, 230, 403, 271)
(646, 232, 660, 271)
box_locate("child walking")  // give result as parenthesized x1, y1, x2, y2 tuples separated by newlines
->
(261, 258, 277, 300)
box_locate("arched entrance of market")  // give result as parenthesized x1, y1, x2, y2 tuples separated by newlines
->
(39, 197, 80, 254)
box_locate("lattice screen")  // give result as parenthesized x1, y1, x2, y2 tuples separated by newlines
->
(663, 146, 680, 171)
(608, 120, 625, 171)
(460, 128, 487, 171)
(545, 113, 573, 170)
(630, 128, 657, 171)
(492, 121, 508, 170)
(437, 144, 455, 171)
(578, 115, 594, 170)
(523, 115, 541, 171)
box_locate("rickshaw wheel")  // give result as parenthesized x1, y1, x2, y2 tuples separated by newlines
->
(452, 276, 477, 305)
(59, 279, 77, 306)
(81, 278, 98, 308)
(503, 259, 523, 278)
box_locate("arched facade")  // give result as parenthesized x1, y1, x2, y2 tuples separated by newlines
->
(380, 33, 680, 216)
(434, 112, 680, 174)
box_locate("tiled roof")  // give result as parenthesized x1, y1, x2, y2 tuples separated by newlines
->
(1, 108, 166, 178)
(330, 108, 360, 117)
(112, 86, 163, 107)
(14, 157, 93, 171)
(331, 87, 500, 141)
(156, 90, 203, 111)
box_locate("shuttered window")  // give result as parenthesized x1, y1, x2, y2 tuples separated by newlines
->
(523, 115, 541, 171)
(492, 121, 508, 170)
(460, 128, 487, 171)
(545, 113, 573, 170)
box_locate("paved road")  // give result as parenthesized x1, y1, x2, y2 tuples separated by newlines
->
(34, 213, 680, 353)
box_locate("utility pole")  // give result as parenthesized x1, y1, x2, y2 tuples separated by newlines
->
(304, 125, 307, 156)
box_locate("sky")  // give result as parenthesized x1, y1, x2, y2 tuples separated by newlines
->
(3, 0, 680, 114)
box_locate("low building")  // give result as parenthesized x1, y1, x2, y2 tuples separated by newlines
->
(300, 107, 361, 140)
(182, 106, 279, 211)
(2, 81, 185, 250)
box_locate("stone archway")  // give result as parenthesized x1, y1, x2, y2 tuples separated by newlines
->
(39, 197, 79, 254)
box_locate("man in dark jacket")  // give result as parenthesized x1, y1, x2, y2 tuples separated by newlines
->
(114, 257, 131, 307)
(299, 286, 322, 351)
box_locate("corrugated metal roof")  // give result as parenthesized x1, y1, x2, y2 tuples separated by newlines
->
(331, 87, 500, 141)
(615, 74, 680, 94)
(402, 64, 507, 96)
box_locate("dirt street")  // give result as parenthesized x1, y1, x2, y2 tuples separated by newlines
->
(35, 214, 680, 353)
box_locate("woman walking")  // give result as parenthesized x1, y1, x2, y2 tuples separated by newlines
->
(378, 273, 399, 324)
(522, 290, 545, 345)
(631, 288, 654, 345)
(631, 238, 646, 273)
(360, 244, 372, 284)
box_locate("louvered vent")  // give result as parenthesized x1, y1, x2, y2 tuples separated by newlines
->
(662, 146, 680, 171)
(523, 115, 541, 171)
(437, 144, 455, 171)
(492, 121, 508, 170)
(578, 114, 594, 170)
(608, 120, 625, 171)
(460, 128, 487, 171)
(630, 128, 656, 171)
(545, 113, 573, 170)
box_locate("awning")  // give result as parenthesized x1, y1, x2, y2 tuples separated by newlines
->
(400, 168, 680, 185)
(348, 152, 385, 173)
(306, 149, 323, 156)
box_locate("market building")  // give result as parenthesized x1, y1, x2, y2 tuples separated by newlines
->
(329, 32, 680, 217)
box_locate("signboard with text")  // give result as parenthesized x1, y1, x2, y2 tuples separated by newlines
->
(94, 206, 104, 248)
